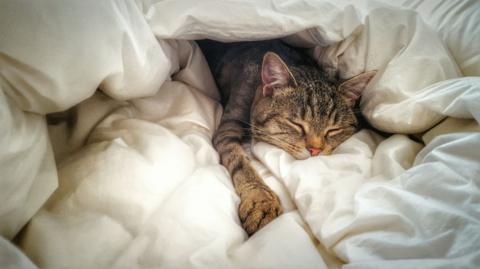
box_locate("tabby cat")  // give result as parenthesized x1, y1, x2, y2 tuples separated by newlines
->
(198, 39, 376, 235)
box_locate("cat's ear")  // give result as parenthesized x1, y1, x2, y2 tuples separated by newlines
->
(261, 52, 296, 97)
(339, 71, 377, 106)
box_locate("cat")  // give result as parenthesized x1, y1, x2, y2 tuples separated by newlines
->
(197, 39, 376, 235)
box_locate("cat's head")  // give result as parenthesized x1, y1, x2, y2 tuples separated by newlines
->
(251, 52, 376, 160)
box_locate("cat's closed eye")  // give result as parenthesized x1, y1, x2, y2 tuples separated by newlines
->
(326, 128, 344, 137)
(285, 121, 306, 136)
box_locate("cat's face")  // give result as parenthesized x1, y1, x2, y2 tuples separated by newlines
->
(251, 52, 375, 160)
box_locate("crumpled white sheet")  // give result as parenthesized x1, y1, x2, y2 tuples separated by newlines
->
(1, 0, 480, 268)
(0, 0, 170, 239)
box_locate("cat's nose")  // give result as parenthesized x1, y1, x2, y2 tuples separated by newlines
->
(307, 147, 322, 156)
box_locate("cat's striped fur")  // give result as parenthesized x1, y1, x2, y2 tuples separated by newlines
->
(198, 39, 375, 235)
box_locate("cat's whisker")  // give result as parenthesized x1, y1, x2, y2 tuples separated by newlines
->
(254, 132, 301, 150)
(254, 133, 297, 149)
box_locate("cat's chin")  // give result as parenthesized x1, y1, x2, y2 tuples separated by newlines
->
(291, 151, 311, 160)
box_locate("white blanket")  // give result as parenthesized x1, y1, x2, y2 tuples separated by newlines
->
(1, 0, 480, 268)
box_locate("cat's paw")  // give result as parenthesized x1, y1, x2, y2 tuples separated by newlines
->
(238, 186, 283, 235)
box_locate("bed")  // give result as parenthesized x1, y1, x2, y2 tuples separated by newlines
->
(1, 0, 479, 268)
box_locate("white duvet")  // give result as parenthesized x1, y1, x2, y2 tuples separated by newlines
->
(1, 0, 480, 268)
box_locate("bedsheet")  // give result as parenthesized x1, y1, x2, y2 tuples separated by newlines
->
(1, 0, 479, 268)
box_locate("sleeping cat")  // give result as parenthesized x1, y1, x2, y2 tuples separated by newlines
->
(198, 39, 376, 235)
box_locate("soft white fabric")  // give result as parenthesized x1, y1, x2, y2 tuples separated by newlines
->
(386, 0, 480, 77)
(0, 0, 169, 239)
(0, 237, 37, 269)
(0, 0, 479, 268)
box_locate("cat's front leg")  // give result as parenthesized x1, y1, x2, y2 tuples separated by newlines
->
(213, 119, 282, 235)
